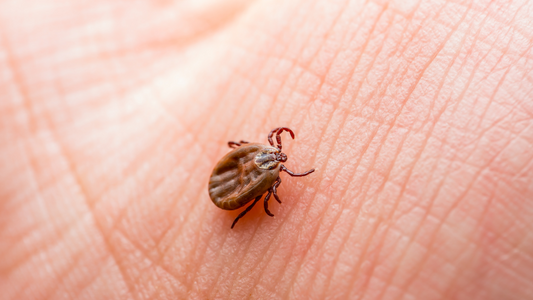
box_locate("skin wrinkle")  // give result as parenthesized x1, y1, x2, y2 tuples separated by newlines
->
(475, 34, 516, 99)
(16, 142, 132, 298)
(102, 119, 176, 240)
(60, 155, 138, 300)
(492, 217, 533, 255)
(63, 55, 175, 108)
(112, 186, 186, 286)
(459, 82, 524, 166)
(514, 151, 533, 179)
(247, 0, 324, 138)
(282, 2, 392, 297)
(479, 178, 533, 244)
(442, 200, 495, 300)
(0, 33, 37, 132)
(303, 5, 399, 299)
(131, 123, 203, 231)
(210, 217, 262, 299)
(157, 161, 212, 285)
(227, 43, 320, 104)
(200, 17, 306, 294)
(475, 228, 531, 292)
(240, 129, 305, 298)
(477, 61, 533, 139)
(202, 72, 286, 298)
(469, 25, 523, 135)
(65, 127, 128, 201)
(224, 130, 301, 298)
(241, 0, 357, 296)
(123, 231, 185, 299)
(266, 0, 351, 124)
(4, 145, 63, 299)
(145, 53, 247, 273)
(436, 11, 495, 132)
(87, 1, 246, 52)
(45, 228, 102, 300)
(316, 29, 400, 300)
(402, 178, 481, 298)
(398, 103, 525, 298)
(147, 100, 210, 249)
(2, 143, 63, 274)
(51, 37, 157, 93)
(164, 39, 241, 152)
(390, 6, 512, 296)
(27, 81, 143, 300)
(341, 8, 436, 300)
(151, 112, 236, 254)
(111, 231, 158, 299)
(489, 256, 533, 291)
(433, 241, 481, 300)
(471, 0, 533, 42)
(190, 7, 283, 157)
(2, 54, 110, 299)
(15, 219, 101, 299)
(220, 1, 325, 297)
(72, 258, 113, 300)
(237, 122, 317, 298)
(178, 189, 219, 295)
(114, 228, 188, 298)
(384, 2, 499, 297)
(486, 222, 533, 283)
(348, 2, 473, 298)
(165, 46, 233, 137)
(187, 148, 260, 296)
(393, 103, 474, 299)
(225, 1, 311, 136)
(231, 151, 312, 298)
(208, 219, 250, 298)
(501, 223, 533, 264)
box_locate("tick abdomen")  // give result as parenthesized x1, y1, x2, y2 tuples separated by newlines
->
(209, 143, 280, 210)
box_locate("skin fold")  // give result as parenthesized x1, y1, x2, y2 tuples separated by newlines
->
(0, 0, 532, 299)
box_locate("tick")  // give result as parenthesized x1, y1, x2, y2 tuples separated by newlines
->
(208, 127, 315, 228)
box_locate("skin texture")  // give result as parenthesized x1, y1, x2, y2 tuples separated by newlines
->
(0, 0, 532, 299)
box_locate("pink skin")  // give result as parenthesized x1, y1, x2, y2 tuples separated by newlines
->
(1, 0, 532, 299)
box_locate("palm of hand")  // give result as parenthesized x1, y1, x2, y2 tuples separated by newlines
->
(1, 0, 532, 299)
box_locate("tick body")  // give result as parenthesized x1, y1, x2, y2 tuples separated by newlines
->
(208, 127, 315, 228)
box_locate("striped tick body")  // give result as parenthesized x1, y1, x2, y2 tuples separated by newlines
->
(208, 127, 315, 228)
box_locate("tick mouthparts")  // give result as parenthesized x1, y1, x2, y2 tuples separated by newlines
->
(277, 152, 288, 162)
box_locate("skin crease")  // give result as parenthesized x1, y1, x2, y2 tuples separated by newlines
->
(0, 0, 532, 299)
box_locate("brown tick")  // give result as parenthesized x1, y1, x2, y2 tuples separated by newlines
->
(208, 127, 315, 228)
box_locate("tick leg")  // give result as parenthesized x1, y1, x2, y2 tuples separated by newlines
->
(228, 141, 241, 148)
(268, 127, 282, 147)
(232, 195, 262, 229)
(272, 177, 282, 204)
(267, 127, 294, 149)
(263, 190, 275, 217)
(228, 140, 249, 148)
(281, 164, 315, 177)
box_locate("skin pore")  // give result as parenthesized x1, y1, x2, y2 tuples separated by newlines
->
(0, 0, 532, 299)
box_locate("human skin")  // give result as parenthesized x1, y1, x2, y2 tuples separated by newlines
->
(0, 0, 532, 299)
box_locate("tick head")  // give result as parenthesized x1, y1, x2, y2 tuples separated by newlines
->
(255, 148, 283, 170)
(276, 152, 287, 162)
